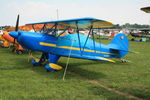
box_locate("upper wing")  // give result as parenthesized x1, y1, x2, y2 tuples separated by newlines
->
(26, 17, 114, 29)
(141, 6, 150, 13)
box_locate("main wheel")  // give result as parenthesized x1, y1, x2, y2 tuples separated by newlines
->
(16, 50, 23, 55)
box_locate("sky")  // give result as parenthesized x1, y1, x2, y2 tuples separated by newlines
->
(0, 0, 149, 26)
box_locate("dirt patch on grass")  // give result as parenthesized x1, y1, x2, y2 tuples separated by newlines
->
(69, 71, 143, 100)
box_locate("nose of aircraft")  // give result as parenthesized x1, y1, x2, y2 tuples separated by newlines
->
(9, 31, 19, 39)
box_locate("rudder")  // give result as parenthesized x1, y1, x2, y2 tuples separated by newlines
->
(109, 33, 129, 58)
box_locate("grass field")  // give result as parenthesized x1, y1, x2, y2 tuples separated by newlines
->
(0, 39, 150, 100)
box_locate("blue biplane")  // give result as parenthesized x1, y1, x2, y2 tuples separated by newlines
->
(9, 16, 129, 71)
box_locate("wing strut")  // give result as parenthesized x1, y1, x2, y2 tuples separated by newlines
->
(32, 24, 37, 32)
(76, 21, 82, 55)
(57, 26, 70, 37)
(82, 25, 93, 52)
(39, 24, 46, 33)
(91, 26, 96, 56)
(53, 23, 58, 36)
(44, 23, 57, 35)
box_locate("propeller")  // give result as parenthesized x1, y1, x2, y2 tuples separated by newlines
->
(15, 15, 19, 31)
(13, 14, 20, 44)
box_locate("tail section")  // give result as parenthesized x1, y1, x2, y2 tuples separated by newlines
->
(109, 33, 129, 58)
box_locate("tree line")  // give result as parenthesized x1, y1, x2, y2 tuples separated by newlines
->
(0, 23, 150, 30)
(113, 23, 150, 29)
(0, 25, 11, 30)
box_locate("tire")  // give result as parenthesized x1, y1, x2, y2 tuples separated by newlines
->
(16, 50, 23, 55)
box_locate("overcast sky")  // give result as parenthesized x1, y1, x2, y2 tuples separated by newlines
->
(0, 0, 149, 26)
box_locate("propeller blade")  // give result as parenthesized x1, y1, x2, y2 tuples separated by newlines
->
(15, 15, 19, 31)
(13, 14, 20, 45)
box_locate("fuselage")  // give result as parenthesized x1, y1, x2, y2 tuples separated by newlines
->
(9, 31, 121, 62)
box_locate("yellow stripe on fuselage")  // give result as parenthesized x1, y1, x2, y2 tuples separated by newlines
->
(39, 42, 113, 55)
(40, 42, 56, 47)
(58, 46, 111, 54)
(58, 46, 80, 50)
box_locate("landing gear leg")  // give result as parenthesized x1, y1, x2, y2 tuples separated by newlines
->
(32, 53, 48, 66)
(45, 54, 62, 72)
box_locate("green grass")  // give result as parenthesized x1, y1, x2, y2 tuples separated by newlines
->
(0, 39, 150, 100)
